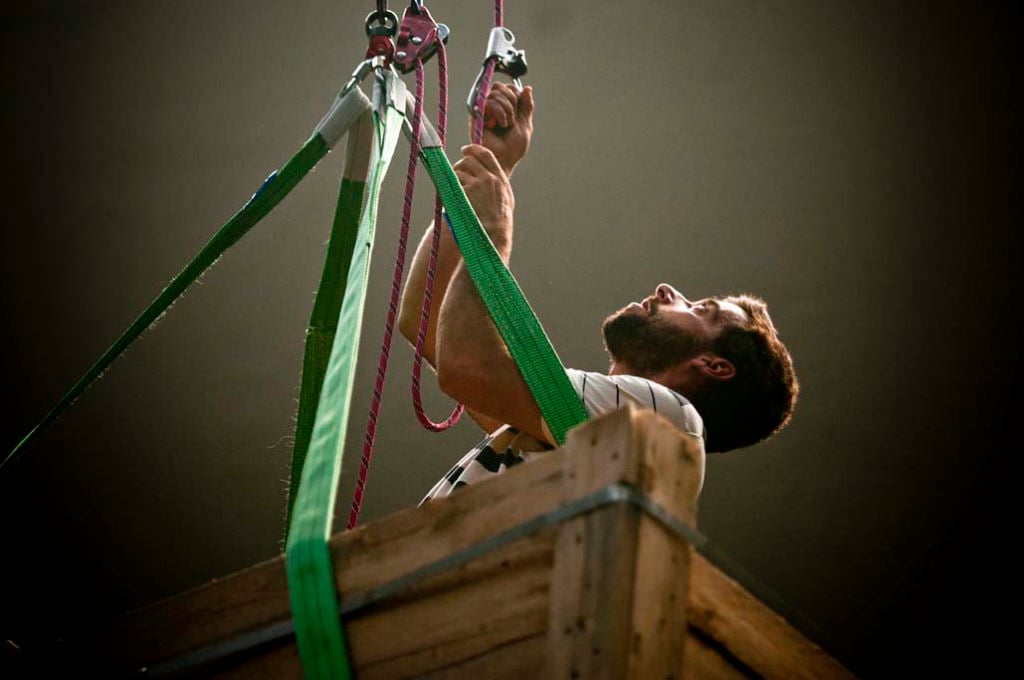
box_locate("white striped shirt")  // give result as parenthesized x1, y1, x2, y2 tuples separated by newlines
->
(421, 369, 705, 503)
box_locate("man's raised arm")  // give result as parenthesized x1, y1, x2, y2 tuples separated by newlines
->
(397, 84, 534, 362)
(435, 132, 551, 445)
(398, 85, 535, 434)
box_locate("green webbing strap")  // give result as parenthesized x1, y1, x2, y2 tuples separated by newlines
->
(285, 72, 405, 680)
(2, 82, 373, 474)
(4, 139, 327, 474)
(285, 117, 375, 531)
(411, 118, 589, 444)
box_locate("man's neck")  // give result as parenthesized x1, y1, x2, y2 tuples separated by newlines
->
(607, 361, 629, 377)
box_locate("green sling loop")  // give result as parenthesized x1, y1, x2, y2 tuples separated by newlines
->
(285, 70, 405, 680)
(1, 80, 373, 474)
(285, 115, 375, 530)
(406, 98, 589, 444)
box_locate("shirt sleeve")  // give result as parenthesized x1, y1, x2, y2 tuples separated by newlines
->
(564, 369, 706, 495)
(565, 369, 705, 440)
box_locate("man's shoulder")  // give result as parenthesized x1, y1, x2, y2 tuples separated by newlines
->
(564, 368, 705, 440)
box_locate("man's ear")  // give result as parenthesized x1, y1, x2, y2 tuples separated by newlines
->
(656, 353, 736, 395)
(697, 353, 736, 382)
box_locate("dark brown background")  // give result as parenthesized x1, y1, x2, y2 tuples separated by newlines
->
(2, 1, 1016, 675)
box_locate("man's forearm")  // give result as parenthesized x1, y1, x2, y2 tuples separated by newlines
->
(398, 218, 462, 366)
(435, 224, 548, 443)
(435, 143, 517, 380)
(436, 232, 517, 396)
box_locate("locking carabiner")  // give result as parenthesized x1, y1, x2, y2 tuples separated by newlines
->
(365, 8, 400, 63)
(466, 26, 528, 114)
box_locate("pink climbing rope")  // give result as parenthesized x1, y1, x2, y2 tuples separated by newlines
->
(348, 59, 429, 530)
(471, 0, 503, 144)
(349, 1, 506, 529)
(410, 39, 466, 432)
(349, 31, 461, 529)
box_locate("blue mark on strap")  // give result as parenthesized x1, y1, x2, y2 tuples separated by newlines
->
(442, 210, 460, 246)
(247, 170, 279, 207)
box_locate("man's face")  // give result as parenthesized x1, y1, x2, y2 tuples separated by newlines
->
(602, 284, 749, 376)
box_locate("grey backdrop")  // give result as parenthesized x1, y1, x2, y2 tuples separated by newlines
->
(2, 1, 1015, 676)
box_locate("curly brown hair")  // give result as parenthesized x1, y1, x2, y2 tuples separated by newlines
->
(687, 294, 799, 453)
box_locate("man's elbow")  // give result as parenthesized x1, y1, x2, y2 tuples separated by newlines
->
(398, 301, 418, 345)
(436, 355, 483, 408)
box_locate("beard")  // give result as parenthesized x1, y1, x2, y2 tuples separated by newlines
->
(601, 304, 708, 377)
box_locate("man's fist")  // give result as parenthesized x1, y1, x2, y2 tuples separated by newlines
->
(472, 83, 534, 177)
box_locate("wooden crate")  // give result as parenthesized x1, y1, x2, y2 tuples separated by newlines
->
(24, 406, 854, 678)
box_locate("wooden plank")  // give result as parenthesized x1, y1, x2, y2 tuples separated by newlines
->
(545, 514, 586, 678)
(628, 518, 692, 677)
(87, 552, 292, 673)
(626, 408, 703, 678)
(546, 405, 643, 678)
(688, 553, 856, 679)
(419, 634, 546, 679)
(347, 528, 555, 678)
(87, 455, 561, 672)
(331, 407, 637, 596)
(682, 632, 753, 680)
(547, 505, 640, 679)
(209, 632, 549, 680)
(209, 640, 300, 679)
(170, 527, 556, 679)
(546, 406, 703, 678)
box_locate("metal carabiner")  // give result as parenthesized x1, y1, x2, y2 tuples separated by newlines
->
(335, 51, 391, 103)
(365, 9, 400, 62)
(466, 26, 528, 114)
(373, 58, 407, 115)
(339, 58, 375, 98)
(392, 1, 450, 74)
(332, 9, 400, 98)
(315, 54, 384, 145)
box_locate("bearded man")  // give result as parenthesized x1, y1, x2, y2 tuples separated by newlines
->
(398, 84, 798, 501)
